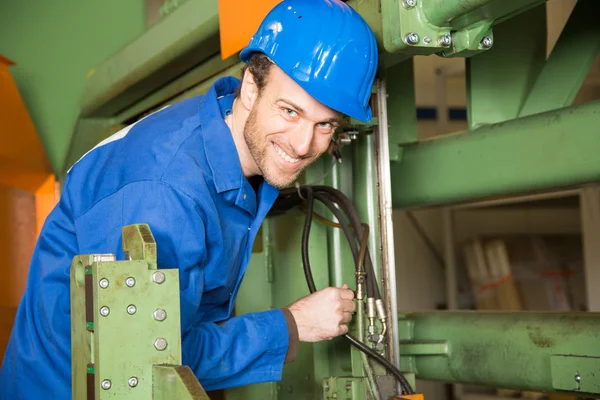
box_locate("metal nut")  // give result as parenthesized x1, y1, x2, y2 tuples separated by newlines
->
(99, 278, 109, 289)
(405, 32, 419, 45)
(152, 271, 165, 284)
(128, 377, 138, 387)
(439, 34, 452, 47)
(101, 379, 111, 390)
(127, 305, 137, 315)
(575, 374, 581, 383)
(154, 338, 168, 351)
(153, 308, 167, 321)
(99, 306, 110, 317)
(125, 277, 136, 287)
(480, 36, 493, 49)
(402, 0, 417, 9)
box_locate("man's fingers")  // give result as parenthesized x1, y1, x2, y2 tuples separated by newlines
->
(341, 312, 353, 324)
(340, 288, 355, 300)
(338, 324, 349, 335)
(341, 299, 356, 312)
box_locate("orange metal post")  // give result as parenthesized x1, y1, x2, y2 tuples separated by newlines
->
(218, 0, 280, 60)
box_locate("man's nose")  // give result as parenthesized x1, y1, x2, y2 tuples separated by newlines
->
(289, 123, 315, 157)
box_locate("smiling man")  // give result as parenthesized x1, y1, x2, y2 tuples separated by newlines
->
(0, 0, 378, 398)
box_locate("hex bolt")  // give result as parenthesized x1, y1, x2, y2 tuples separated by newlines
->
(153, 308, 167, 321)
(128, 377, 138, 387)
(439, 34, 452, 47)
(127, 305, 137, 315)
(423, 36, 432, 44)
(99, 278, 109, 289)
(405, 32, 419, 45)
(101, 379, 111, 390)
(99, 306, 110, 317)
(575, 373, 581, 383)
(152, 271, 166, 284)
(480, 36, 493, 49)
(345, 383, 352, 391)
(402, 0, 417, 9)
(125, 277, 136, 287)
(154, 338, 168, 351)
(325, 382, 330, 391)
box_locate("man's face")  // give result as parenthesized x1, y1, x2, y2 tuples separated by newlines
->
(243, 65, 341, 188)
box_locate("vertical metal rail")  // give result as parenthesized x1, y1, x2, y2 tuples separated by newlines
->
(374, 79, 401, 382)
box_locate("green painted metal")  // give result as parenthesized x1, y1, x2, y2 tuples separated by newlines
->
(519, 0, 600, 117)
(550, 355, 600, 393)
(466, 5, 547, 128)
(153, 365, 210, 400)
(70, 224, 205, 399)
(423, 0, 495, 26)
(384, 60, 417, 160)
(423, 0, 546, 30)
(398, 311, 600, 396)
(0, 1, 145, 174)
(323, 377, 366, 400)
(79, 0, 220, 118)
(115, 54, 240, 124)
(392, 99, 600, 209)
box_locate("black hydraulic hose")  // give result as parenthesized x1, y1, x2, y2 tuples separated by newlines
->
(309, 186, 381, 301)
(312, 192, 376, 298)
(296, 186, 415, 395)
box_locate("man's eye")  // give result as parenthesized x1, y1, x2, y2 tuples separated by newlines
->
(285, 108, 298, 117)
(318, 122, 332, 129)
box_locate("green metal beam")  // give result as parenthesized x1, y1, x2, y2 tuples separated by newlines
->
(391, 99, 600, 209)
(80, 0, 220, 118)
(519, 0, 600, 118)
(398, 311, 600, 395)
(466, 5, 547, 128)
(437, 0, 547, 30)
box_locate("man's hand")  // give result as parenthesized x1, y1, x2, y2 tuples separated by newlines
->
(287, 284, 356, 342)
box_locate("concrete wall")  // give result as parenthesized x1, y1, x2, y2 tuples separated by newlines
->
(0, 1, 146, 173)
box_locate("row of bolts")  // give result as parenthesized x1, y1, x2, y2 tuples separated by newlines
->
(401, 0, 494, 49)
(96, 271, 168, 390)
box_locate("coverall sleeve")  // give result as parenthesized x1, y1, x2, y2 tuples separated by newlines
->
(73, 180, 290, 391)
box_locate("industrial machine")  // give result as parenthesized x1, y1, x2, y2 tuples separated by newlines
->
(67, 0, 600, 398)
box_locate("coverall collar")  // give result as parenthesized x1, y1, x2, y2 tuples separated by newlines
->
(200, 76, 249, 194)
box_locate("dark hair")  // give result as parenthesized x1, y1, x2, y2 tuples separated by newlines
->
(235, 53, 273, 98)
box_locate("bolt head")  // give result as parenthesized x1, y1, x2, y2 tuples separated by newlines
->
(154, 338, 168, 351)
(423, 36, 432, 44)
(99, 306, 110, 317)
(127, 305, 137, 315)
(402, 0, 416, 8)
(480, 36, 493, 49)
(99, 278, 109, 289)
(152, 271, 165, 284)
(575, 374, 581, 383)
(125, 277, 136, 287)
(439, 34, 452, 46)
(128, 377, 138, 387)
(405, 32, 419, 45)
(101, 379, 111, 390)
(153, 308, 167, 321)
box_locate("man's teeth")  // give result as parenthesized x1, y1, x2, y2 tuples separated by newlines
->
(275, 144, 300, 164)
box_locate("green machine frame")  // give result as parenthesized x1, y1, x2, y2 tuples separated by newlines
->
(66, 0, 600, 399)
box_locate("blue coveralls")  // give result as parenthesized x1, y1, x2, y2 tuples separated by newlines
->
(0, 76, 292, 399)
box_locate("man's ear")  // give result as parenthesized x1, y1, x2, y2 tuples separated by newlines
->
(240, 70, 260, 111)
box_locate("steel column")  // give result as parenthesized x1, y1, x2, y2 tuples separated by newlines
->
(399, 311, 600, 395)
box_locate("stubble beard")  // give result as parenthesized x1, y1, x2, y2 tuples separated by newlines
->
(243, 106, 309, 189)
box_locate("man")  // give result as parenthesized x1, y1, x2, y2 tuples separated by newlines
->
(0, 0, 378, 397)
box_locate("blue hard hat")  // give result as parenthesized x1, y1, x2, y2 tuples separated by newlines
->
(240, 0, 379, 122)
